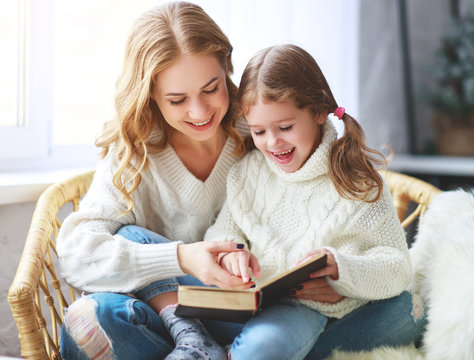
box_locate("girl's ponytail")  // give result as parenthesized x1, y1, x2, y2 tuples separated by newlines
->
(329, 110, 386, 202)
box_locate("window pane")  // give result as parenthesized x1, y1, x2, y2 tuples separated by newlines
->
(0, 1, 21, 127)
(53, 1, 156, 145)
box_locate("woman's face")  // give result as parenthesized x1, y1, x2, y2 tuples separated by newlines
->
(151, 54, 229, 143)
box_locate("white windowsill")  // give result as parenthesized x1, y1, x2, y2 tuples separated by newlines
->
(388, 154, 474, 177)
(0, 144, 99, 205)
(0, 168, 94, 205)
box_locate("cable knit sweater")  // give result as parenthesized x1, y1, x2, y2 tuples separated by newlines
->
(57, 119, 249, 293)
(204, 119, 411, 319)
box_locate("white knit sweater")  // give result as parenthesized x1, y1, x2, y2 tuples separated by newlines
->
(204, 120, 411, 318)
(57, 120, 248, 293)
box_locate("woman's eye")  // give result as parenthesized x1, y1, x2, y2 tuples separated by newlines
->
(203, 86, 218, 94)
(280, 125, 293, 131)
(170, 98, 186, 105)
(253, 130, 265, 136)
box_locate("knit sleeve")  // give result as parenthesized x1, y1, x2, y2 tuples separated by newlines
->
(325, 184, 411, 300)
(56, 155, 185, 294)
(204, 198, 247, 246)
(203, 155, 252, 247)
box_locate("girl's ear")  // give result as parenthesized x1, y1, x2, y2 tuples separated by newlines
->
(315, 113, 327, 125)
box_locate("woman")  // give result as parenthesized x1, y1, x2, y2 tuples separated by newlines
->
(58, 2, 250, 359)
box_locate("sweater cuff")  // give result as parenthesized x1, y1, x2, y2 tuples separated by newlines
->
(133, 241, 186, 283)
(323, 246, 353, 296)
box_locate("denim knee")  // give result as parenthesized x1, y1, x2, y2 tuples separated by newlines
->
(61, 294, 117, 360)
(61, 293, 172, 360)
(116, 225, 170, 245)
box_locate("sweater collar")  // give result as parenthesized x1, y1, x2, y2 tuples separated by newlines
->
(263, 118, 338, 182)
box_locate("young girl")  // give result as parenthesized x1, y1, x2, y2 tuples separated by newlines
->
(57, 2, 252, 359)
(204, 44, 426, 359)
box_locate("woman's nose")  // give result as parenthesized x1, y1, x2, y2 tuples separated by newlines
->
(188, 97, 209, 120)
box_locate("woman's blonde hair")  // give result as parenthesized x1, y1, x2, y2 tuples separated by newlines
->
(96, 1, 244, 213)
(239, 44, 386, 202)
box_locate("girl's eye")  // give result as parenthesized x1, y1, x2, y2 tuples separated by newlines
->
(203, 86, 218, 94)
(280, 125, 293, 131)
(253, 130, 265, 136)
(170, 98, 186, 105)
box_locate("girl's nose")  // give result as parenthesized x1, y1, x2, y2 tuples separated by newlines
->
(267, 132, 281, 147)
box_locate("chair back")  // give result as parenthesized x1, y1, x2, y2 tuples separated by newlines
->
(8, 170, 94, 360)
(380, 170, 442, 228)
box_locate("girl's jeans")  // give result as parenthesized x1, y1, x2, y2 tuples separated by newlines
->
(60, 225, 426, 360)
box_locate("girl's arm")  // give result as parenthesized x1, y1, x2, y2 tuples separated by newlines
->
(323, 185, 411, 301)
(204, 198, 247, 244)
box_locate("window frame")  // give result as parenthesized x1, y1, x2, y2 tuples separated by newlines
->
(0, 0, 51, 163)
(0, 0, 99, 172)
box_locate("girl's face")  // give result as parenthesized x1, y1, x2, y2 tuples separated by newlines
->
(151, 54, 229, 144)
(246, 98, 326, 173)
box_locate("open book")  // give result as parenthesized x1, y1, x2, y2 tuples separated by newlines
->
(175, 253, 327, 323)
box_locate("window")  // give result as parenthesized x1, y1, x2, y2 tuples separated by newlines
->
(0, 0, 156, 171)
(0, 0, 359, 171)
(0, 0, 50, 162)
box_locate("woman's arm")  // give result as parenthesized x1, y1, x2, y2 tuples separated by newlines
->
(57, 158, 187, 293)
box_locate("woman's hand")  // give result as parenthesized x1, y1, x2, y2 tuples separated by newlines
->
(177, 241, 254, 289)
(220, 250, 261, 284)
(291, 248, 345, 303)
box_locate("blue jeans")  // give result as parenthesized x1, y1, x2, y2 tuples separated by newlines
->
(61, 225, 426, 360)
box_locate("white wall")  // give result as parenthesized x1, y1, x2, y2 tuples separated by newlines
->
(190, 0, 360, 135)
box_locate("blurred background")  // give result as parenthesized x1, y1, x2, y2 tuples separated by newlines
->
(0, 0, 473, 356)
(1, 0, 473, 186)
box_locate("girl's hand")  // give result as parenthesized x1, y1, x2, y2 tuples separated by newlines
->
(292, 277, 345, 303)
(177, 241, 254, 289)
(291, 248, 345, 303)
(293, 248, 339, 280)
(220, 250, 261, 284)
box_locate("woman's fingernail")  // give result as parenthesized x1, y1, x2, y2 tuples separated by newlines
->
(250, 284, 256, 288)
(296, 285, 303, 290)
(289, 289, 296, 296)
(236, 243, 244, 249)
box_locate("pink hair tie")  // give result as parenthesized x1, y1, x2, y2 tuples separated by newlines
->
(334, 107, 345, 120)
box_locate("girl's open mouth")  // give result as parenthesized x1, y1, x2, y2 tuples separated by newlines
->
(271, 147, 295, 164)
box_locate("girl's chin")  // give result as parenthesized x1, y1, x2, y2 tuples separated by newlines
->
(271, 158, 301, 173)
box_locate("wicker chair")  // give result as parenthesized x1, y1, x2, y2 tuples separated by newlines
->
(8, 169, 442, 359)
(8, 170, 94, 360)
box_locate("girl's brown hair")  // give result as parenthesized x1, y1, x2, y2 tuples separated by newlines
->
(96, 1, 245, 213)
(239, 44, 386, 202)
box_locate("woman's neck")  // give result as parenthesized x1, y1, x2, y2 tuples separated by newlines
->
(169, 128, 227, 181)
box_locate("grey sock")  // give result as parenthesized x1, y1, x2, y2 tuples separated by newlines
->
(160, 305, 226, 360)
